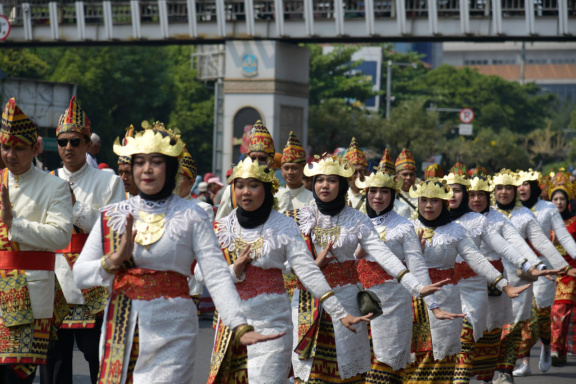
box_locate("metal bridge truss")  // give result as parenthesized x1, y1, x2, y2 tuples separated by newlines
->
(1, 0, 574, 44)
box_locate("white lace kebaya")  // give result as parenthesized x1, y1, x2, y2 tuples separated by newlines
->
(74, 195, 248, 383)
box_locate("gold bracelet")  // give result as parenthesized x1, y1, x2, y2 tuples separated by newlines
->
(234, 324, 255, 345)
(101, 255, 118, 275)
(319, 291, 334, 303)
(564, 265, 573, 274)
(397, 269, 410, 283)
(492, 275, 504, 286)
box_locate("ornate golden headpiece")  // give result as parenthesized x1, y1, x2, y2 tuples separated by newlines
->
(409, 178, 453, 200)
(516, 169, 541, 184)
(468, 176, 494, 192)
(355, 170, 403, 191)
(549, 171, 574, 200)
(228, 157, 280, 194)
(443, 161, 470, 186)
(492, 169, 521, 187)
(114, 121, 184, 158)
(304, 153, 354, 178)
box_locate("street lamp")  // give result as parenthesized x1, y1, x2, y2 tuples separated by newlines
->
(385, 61, 417, 120)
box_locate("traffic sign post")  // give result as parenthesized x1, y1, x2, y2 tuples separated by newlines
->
(0, 15, 11, 41)
(459, 124, 473, 136)
(459, 108, 474, 124)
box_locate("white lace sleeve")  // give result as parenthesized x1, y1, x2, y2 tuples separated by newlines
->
(286, 222, 347, 321)
(360, 218, 422, 297)
(483, 225, 528, 269)
(526, 218, 568, 269)
(403, 228, 436, 307)
(551, 211, 576, 260)
(500, 220, 541, 266)
(192, 217, 248, 330)
(458, 236, 506, 288)
(74, 215, 115, 290)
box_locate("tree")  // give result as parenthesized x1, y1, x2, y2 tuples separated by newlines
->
(0, 48, 50, 79)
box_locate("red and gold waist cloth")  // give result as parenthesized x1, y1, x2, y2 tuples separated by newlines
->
(357, 259, 397, 289)
(454, 259, 503, 282)
(297, 260, 359, 291)
(428, 267, 457, 284)
(236, 265, 285, 300)
(113, 268, 190, 301)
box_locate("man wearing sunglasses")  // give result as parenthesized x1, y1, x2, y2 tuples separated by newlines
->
(40, 97, 125, 384)
(0, 98, 72, 384)
(215, 120, 276, 220)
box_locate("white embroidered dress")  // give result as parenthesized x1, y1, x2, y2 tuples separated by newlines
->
(74, 195, 247, 384)
(410, 219, 508, 360)
(495, 206, 568, 320)
(531, 200, 576, 308)
(366, 211, 436, 370)
(207, 209, 347, 384)
(482, 209, 542, 329)
(454, 212, 529, 341)
(292, 205, 424, 380)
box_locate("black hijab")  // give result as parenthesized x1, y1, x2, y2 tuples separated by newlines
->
(135, 155, 179, 201)
(235, 181, 274, 229)
(448, 184, 471, 220)
(418, 200, 452, 228)
(479, 191, 491, 214)
(366, 188, 396, 219)
(551, 189, 574, 220)
(495, 186, 518, 211)
(313, 175, 349, 216)
(520, 180, 541, 209)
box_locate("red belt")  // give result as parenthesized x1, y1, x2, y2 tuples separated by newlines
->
(0, 251, 56, 270)
(454, 262, 477, 281)
(428, 267, 458, 284)
(113, 268, 190, 301)
(297, 260, 360, 290)
(56, 233, 89, 254)
(357, 259, 394, 290)
(235, 265, 285, 300)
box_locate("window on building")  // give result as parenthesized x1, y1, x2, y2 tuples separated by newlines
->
(492, 59, 517, 65)
(463, 59, 489, 65)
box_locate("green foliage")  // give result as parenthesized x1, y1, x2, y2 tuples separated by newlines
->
(0, 48, 50, 79)
(308, 45, 377, 106)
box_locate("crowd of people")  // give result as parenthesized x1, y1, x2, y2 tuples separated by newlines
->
(0, 95, 575, 384)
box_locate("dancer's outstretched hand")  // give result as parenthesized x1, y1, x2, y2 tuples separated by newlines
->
(431, 308, 467, 320)
(340, 313, 372, 334)
(420, 278, 452, 297)
(238, 330, 286, 346)
(502, 283, 530, 298)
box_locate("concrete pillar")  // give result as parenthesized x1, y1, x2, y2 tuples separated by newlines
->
(221, 41, 309, 177)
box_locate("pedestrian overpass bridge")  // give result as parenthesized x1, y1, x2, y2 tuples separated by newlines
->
(1, 0, 574, 45)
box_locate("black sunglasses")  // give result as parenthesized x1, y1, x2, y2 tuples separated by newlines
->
(57, 138, 83, 148)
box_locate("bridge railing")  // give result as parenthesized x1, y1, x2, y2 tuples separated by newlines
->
(2, 0, 575, 27)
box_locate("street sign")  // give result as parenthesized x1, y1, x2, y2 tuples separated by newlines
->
(0, 16, 11, 41)
(459, 124, 473, 136)
(459, 108, 474, 124)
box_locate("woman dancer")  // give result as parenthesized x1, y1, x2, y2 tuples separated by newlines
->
(355, 161, 463, 384)
(205, 157, 370, 383)
(548, 172, 576, 366)
(444, 165, 548, 384)
(491, 169, 572, 384)
(74, 124, 277, 383)
(291, 155, 441, 384)
(406, 179, 528, 384)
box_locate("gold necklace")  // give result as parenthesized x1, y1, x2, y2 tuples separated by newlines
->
(417, 227, 435, 242)
(135, 209, 166, 250)
(312, 210, 341, 248)
(233, 221, 265, 261)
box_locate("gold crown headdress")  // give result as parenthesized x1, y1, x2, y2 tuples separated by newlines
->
(113, 121, 184, 158)
(409, 178, 453, 200)
(516, 169, 542, 184)
(468, 175, 494, 192)
(548, 171, 574, 200)
(304, 153, 354, 178)
(228, 157, 280, 194)
(355, 170, 403, 191)
(492, 169, 521, 187)
(443, 161, 470, 186)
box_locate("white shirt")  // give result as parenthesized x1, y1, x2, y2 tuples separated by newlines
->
(276, 184, 314, 213)
(53, 162, 125, 304)
(5, 165, 73, 318)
